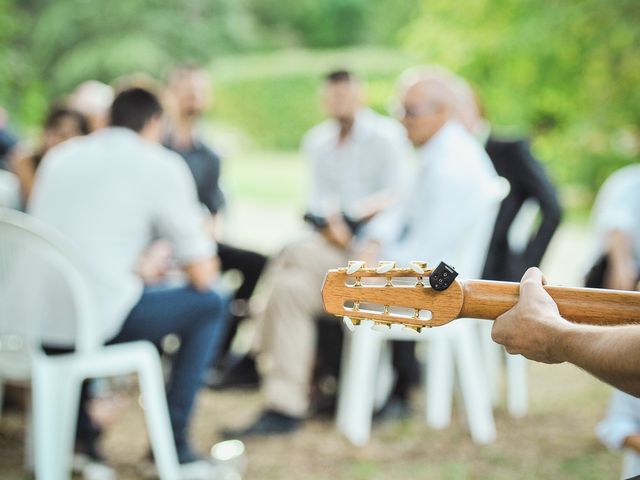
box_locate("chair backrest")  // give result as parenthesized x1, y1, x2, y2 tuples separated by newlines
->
(454, 177, 510, 278)
(0, 208, 100, 380)
(0, 170, 20, 209)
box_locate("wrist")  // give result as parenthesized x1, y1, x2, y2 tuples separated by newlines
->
(548, 315, 575, 363)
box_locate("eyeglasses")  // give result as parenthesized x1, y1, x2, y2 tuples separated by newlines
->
(392, 102, 439, 119)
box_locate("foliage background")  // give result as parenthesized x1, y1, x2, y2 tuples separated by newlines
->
(1, 0, 639, 200)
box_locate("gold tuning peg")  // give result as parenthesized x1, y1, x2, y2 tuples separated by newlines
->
(402, 325, 423, 335)
(343, 316, 356, 332)
(376, 261, 396, 274)
(409, 261, 428, 275)
(372, 322, 391, 332)
(346, 261, 366, 275)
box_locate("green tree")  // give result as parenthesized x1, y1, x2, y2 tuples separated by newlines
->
(402, 0, 640, 192)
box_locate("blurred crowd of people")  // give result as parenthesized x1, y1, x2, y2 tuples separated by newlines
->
(0, 61, 638, 479)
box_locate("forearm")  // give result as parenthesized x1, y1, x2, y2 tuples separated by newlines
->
(560, 324, 640, 397)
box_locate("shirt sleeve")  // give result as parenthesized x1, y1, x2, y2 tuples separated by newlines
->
(303, 131, 332, 217)
(203, 148, 226, 215)
(152, 152, 216, 263)
(597, 389, 640, 450)
(594, 171, 640, 237)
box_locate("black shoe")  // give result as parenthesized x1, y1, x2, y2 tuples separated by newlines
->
(373, 395, 412, 423)
(222, 409, 301, 438)
(208, 355, 260, 390)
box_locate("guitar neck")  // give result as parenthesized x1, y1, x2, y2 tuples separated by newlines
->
(459, 279, 640, 326)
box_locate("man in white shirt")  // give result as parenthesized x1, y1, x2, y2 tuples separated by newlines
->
(590, 164, 640, 290)
(365, 67, 499, 274)
(30, 87, 222, 475)
(225, 70, 410, 437)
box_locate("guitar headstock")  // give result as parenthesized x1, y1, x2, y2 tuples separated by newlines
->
(321, 261, 464, 333)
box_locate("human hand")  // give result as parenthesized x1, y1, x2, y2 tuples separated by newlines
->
(355, 239, 382, 266)
(321, 214, 353, 249)
(623, 434, 640, 454)
(136, 240, 173, 285)
(492, 267, 572, 364)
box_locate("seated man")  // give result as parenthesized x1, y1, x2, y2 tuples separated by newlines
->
(225, 70, 410, 436)
(163, 64, 268, 381)
(11, 105, 90, 204)
(597, 389, 640, 479)
(30, 87, 222, 477)
(365, 66, 498, 280)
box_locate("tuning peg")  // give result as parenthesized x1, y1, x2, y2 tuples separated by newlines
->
(402, 325, 423, 335)
(372, 322, 391, 332)
(343, 316, 356, 331)
(409, 261, 427, 275)
(376, 261, 396, 274)
(360, 318, 374, 328)
(347, 261, 366, 275)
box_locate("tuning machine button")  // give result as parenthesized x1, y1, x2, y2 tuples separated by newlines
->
(409, 261, 427, 275)
(372, 322, 391, 332)
(376, 261, 396, 274)
(347, 261, 366, 275)
(402, 325, 423, 335)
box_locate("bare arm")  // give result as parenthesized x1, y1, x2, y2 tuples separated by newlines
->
(492, 267, 640, 397)
(605, 229, 638, 291)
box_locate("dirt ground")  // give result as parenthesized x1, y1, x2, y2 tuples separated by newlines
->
(0, 360, 620, 479)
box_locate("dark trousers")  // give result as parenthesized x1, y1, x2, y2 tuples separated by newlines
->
(216, 242, 267, 358)
(48, 286, 223, 456)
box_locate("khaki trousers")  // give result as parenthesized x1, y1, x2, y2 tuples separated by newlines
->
(255, 233, 349, 417)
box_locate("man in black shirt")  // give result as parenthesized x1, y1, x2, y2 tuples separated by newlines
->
(164, 65, 267, 380)
(469, 98, 562, 281)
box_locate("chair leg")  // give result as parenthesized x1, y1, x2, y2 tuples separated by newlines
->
(479, 322, 502, 407)
(454, 323, 496, 444)
(622, 450, 640, 479)
(506, 353, 528, 418)
(32, 359, 80, 480)
(24, 391, 34, 472)
(0, 380, 4, 420)
(336, 326, 384, 446)
(426, 331, 454, 429)
(136, 346, 180, 480)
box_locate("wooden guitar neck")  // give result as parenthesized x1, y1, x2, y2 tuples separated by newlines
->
(321, 263, 640, 329)
(460, 280, 640, 326)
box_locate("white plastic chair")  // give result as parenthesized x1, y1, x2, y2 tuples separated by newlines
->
(621, 451, 640, 480)
(336, 178, 509, 446)
(0, 208, 181, 480)
(0, 169, 20, 209)
(479, 198, 539, 418)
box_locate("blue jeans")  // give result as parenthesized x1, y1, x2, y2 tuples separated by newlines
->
(69, 286, 224, 457)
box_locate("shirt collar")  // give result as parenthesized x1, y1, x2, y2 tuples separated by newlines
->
(417, 120, 465, 160)
(327, 108, 372, 143)
(99, 126, 141, 140)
